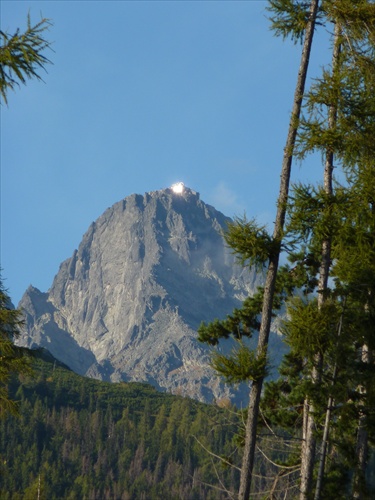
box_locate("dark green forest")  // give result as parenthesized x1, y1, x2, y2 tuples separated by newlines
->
(1, 350, 244, 499)
(1, 350, 374, 499)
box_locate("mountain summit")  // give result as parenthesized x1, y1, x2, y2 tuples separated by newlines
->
(18, 186, 263, 403)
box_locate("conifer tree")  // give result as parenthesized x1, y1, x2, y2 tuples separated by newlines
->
(200, 1, 375, 498)
(263, 2, 375, 497)
(199, 1, 320, 498)
(332, 55, 375, 495)
(294, 3, 375, 497)
(334, 165, 375, 499)
(1, 14, 52, 413)
(0, 14, 52, 104)
(298, 19, 342, 500)
(0, 278, 32, 417)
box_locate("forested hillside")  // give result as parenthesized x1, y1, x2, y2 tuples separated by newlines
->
(3, 349, 341, 499)
(0, 351, 239, 499)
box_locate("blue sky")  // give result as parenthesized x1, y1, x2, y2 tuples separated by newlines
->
(1, 1, 331, 305)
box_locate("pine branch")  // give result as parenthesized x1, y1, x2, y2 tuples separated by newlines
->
(0, 15, 53, 104)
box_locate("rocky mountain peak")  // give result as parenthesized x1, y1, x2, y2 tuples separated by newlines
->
(18, 187, 264, 403)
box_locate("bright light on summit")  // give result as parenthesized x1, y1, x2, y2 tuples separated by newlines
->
(171, 182, 184, 194)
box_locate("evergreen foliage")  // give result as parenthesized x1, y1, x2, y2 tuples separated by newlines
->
(225, 217, 275, 269)
(199, 1, 321, 497)
(267, 0, 323, 44)
(0, 353, 241, 499)
(198, 1, 375, 498)
(210, 343, 268, 384)
(0, 352, 313, 499)
(0, 279, 32, 417)
(198, 290, 263, 346)
(261, 1, 375, 496)
(0, 14, 52, 104)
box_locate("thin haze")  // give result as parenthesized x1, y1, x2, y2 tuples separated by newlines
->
(1, 1, 330, 305)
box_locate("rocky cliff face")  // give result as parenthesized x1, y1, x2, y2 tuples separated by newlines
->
(18, 186, 266, 403)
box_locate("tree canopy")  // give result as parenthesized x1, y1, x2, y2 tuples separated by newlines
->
(198, 1, 375, 498)
(0, 279, 32, 417)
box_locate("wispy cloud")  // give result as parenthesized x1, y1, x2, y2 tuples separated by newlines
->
(218, 158, 257, 176)
(208, 182, 245, 217)
(208, 182, 275, 232)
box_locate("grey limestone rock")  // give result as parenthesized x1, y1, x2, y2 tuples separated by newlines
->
(18, 186, 268, 404)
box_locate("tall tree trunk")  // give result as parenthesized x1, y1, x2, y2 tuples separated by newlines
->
(237, 2, 320, 498)
(314, 300, 345, 500)
(302, 22, 342, 500)
(353, 339, 372, 498)
(353, 204, 375, 497)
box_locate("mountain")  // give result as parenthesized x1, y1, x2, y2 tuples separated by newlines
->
(17, 185, 271, 404)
